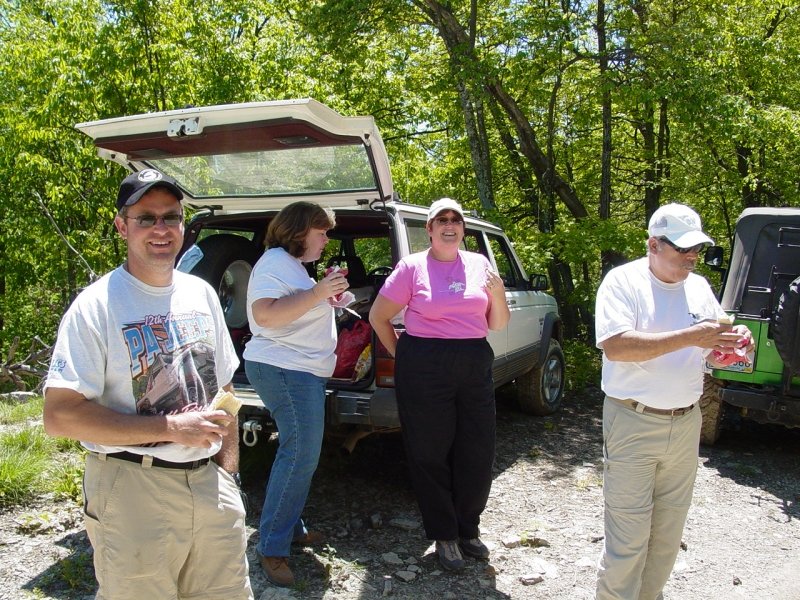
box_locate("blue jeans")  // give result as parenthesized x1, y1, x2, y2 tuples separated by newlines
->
(245, 360, 326, 557)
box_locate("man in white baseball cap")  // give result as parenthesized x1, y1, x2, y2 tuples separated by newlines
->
(594, 202, 752, 599)
(648, 202, 714, 250)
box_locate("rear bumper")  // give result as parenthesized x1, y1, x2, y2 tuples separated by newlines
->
(234, 384, 400, 429)
(329, 387, 399, 428)
(721, 386, 800, 427)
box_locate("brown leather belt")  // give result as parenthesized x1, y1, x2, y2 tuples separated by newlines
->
(610, 397, 695, 417)
(106, 450, 210, 470)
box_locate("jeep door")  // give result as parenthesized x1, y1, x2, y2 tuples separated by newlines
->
(75, 99, 394, 212)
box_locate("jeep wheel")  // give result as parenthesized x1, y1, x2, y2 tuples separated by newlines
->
(773, 275, 800, 373)
(516, 340, 565, 415)
(190, 234, 261, 328)
(699, 374, 724, 445)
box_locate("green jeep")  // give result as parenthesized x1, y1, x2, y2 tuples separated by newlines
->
(700, 207, 800, 444)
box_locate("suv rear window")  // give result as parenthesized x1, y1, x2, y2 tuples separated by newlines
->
(149, 144, 377, 199)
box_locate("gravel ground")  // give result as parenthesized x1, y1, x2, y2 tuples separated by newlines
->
(2, 387, 799, 599)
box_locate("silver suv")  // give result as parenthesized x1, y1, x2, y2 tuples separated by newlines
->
(77, 100, 565, 447)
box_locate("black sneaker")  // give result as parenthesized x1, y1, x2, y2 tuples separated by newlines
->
(435, 540, 466, 571)
(458, 537, 490, 560)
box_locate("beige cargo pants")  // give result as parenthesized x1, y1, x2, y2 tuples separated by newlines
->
(596, 396, 702, 600)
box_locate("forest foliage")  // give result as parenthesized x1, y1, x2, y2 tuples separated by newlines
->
(1, 0, 798, 389)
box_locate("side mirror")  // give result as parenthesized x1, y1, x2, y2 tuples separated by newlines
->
(704, 246, 725, 271)
(529, 273, 550, 291)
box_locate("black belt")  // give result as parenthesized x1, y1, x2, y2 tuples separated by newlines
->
(106, 451, 210, 470)
(611, 397, 695, 417)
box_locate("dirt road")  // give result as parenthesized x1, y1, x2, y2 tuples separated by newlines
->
(3, 388, 799, 599)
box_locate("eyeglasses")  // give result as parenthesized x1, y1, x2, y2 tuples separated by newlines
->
(659, 237, 706, 254)
(434, 216, 463, 226)
(124, 213, 184, 227)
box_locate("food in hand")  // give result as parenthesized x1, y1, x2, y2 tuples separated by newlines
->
(325, 264, 349, 301)
(210, 390, 242, 416)
(331, 291, 356, 308)
(710, 316, 751, 366)
(710, 347, 749, 366)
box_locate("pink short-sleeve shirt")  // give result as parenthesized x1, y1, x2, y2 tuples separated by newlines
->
(379, 250, 493, 339)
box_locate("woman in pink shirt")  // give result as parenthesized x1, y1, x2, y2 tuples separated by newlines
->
(369, 198, 510, 572)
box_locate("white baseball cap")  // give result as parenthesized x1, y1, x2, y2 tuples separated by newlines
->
(427, 198, 465, 222)
(648, 203, 713, 248)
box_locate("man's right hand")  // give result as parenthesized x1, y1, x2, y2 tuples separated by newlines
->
(166, 410, 234, 448)
(44, 387, 238, 449)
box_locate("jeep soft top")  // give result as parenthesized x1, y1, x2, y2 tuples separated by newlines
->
(701, 207, 800, 443)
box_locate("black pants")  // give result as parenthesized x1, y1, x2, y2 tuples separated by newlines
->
(394, 333, 496, 540)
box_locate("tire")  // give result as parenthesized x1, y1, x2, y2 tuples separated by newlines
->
(773, 275, 800, 374)
(699, 374, 724, 445)
(515, 339, 565, 415)
(190, 234, 261, 328)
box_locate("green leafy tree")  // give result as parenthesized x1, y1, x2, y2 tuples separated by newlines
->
(1, 0, 798, 385)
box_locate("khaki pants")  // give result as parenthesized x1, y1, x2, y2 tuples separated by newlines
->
(596, 396, 701, 600)
(83, 453, 252, 600)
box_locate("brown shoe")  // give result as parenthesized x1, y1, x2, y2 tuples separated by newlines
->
(292, 530, 325, 546)
(259, 555, 294, 587)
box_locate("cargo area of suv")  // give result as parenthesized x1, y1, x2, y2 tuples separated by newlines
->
(76, 99, 565, 447)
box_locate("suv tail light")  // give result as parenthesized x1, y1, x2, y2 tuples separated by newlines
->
(374, 334, 398, 388)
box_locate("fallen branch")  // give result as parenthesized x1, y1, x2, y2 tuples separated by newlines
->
(1, 336, 53, 392)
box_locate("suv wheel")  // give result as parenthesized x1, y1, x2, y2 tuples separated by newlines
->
(773, 275, 800, 373)
(515, 339, 565, 415)
(699, 374, 724, 445)
(190, 234, 260, 328)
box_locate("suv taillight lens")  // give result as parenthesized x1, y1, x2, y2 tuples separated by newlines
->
(374, 335, 397, 388)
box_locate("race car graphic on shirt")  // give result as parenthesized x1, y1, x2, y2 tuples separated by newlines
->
(121, 311, 219, 416)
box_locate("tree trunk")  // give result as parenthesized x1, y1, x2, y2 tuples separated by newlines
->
(487, 82, 588, 221)
(456, 81, 495, 211)
(737, 145, 759, 207)
(596, 0, 626, 275)
(421, 0, 495, 211)
(487, 100, 539, 219)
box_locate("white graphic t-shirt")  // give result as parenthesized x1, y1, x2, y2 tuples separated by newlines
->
(45, 267, 238, 462)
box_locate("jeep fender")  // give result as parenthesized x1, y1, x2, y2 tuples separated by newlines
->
(537, 312, 562, 368)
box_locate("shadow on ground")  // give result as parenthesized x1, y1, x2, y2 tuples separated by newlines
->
(701, 419, 800, 521)
(21, 530, 96, 599)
